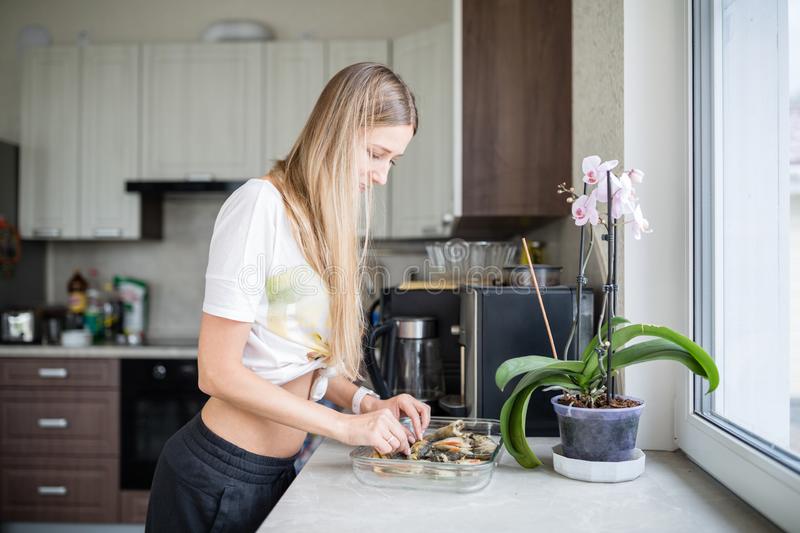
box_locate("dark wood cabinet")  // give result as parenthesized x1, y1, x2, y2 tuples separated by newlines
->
(0, 358, 120, 523)
(0, 389, 118, 456)
(0, 457, 118, 523)
(462, 0, 572, 219)
(120, 490, 150, 523)
(0, 358, 118, 389)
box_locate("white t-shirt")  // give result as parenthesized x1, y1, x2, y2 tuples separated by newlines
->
(202, 178, 336, 400)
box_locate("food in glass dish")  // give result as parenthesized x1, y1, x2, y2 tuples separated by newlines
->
(370, 419, 498, 464)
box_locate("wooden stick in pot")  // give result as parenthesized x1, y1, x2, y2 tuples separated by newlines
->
(521, 237, 558, 360)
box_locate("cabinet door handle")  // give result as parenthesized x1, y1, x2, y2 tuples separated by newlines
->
(460, 345, 465, 401)
(37, 486, 68, 496)
(442, 213, 454, 225)
(92, 227, 122, 238)
(32, 227, 61, 238)
(38, 368, 68, 379)
(37, 418, 69, 429)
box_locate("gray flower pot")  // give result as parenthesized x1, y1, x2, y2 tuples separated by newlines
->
(551, 395, 645, 462)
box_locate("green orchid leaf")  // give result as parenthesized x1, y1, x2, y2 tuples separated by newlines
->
(580, 316, 631, 361)
(611, 339, 705, 375)
(501, 374, 575, 468)
(508, 361, 583, 399)
(496, 355, 567, 391)
(607, 324, 719, 392)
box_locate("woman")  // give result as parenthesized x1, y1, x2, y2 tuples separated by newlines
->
(145, 63, 428, 533)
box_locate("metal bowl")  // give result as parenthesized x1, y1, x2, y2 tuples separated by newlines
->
(504, 264, 563, 287)
(425, 241, 519, 271)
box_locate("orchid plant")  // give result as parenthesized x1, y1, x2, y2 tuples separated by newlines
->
(570, 156, 650, 238)
(495, 155, 719, 469)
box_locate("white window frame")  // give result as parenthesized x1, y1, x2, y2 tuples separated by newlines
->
(676, 0, 800, 529)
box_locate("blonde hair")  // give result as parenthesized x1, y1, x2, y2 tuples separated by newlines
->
(268, 62, 417, 381)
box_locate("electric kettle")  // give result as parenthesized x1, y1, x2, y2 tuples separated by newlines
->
(364, 316, 445, 402)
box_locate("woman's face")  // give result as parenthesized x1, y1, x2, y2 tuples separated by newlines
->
(357, 125, 415, 192)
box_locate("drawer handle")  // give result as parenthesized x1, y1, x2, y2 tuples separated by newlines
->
(37, 418, 69, 429)
(92, 227, 122, 238)
(37, 486, 68, 496)
(38, 368, 69, 379)
(32, 227, 61, 238)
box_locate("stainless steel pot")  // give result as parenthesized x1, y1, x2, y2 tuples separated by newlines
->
(503, 265, 563, 287)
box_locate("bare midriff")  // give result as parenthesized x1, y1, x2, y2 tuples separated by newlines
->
(200, 370, 315, 459)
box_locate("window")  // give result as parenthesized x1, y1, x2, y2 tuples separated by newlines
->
(693, 0, 799, 472)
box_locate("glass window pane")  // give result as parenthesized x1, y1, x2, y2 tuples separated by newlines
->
(790, 0, 800, 455)
(695, 0, 800, 467)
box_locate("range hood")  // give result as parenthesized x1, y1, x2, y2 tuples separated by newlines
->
(124, 180, 247, 239)
(124, 180, 561, 241)
(125, 179, 245, 194)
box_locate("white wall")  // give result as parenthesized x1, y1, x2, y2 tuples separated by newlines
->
(0, 0, 450, 143)
(623, 0, 691, 451)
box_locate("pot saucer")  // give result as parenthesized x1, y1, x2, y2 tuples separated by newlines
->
(552, 445, 645, 483)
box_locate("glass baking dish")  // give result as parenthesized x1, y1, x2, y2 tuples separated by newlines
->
(349, 416, 504, 493)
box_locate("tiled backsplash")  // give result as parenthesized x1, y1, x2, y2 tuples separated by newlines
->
(47, 195, 429, 340)
(47, 194, 226, 340)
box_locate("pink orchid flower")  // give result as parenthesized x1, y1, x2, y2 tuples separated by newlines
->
(597, 172, 637, 220)
(625, 168, 645, 184)
(627, 204, 651, 239)
(582, 155, 619, 185)
(572, 191, 599, 226)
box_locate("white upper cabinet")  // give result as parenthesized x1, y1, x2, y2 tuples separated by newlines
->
(19, 47, 80, 239)
(326, 40, 389, 76)
(390, 24, 454, 238)
(142, 43, 262, 180)
(263, 42, 325, 170)
(326, 40, 392, 240)
(80, 45, 141, 238)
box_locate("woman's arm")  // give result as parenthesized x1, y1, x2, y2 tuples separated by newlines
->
(324, 375, 431, 441)
(197, 312, 411, 455)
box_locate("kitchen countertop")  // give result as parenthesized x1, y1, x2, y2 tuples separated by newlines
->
(0, 341, 197, 358)
(258, 437, 779, 533)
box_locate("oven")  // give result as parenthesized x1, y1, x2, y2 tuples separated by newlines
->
(120, 358, 208, 490)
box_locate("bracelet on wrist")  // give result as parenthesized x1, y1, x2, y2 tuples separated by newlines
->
(352, 386, 379, 415)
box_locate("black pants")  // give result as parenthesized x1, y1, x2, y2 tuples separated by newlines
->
(145, 413, 298, 533)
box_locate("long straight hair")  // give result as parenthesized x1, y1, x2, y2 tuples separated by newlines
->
(268, 63, 417, 381)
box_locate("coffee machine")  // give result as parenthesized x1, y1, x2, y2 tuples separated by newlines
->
(374, 284, 593, 436)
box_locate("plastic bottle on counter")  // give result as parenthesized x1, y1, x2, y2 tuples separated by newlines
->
(102, 281, 125, 345)
(115, 276, 149, 345)
(66, 269, 88, 330)
(83, 288, 104, 343)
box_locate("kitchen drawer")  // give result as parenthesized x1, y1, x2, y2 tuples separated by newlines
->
(0, 358, 118, 389)
(0, 389, 118, 456)
(120, 490, 149, 523)
(0, 456, 118, 522)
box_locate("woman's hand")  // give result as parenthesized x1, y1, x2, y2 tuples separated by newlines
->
(335, 408, 412, 456)
(362, 393, 431, 442)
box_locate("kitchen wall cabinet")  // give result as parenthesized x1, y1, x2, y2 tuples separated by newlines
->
(19, 46, 146, 240)
(326, 40, 388, 77)
(19, 47, 80, 239)
(18, 34, 462, 241)
(80, 45, 141, 238)
(461, 0, 571, 219)
(142, 43, 262, 179)
(326, 40, 392, 240)
(263, 41, 325, 170)
(390, 23, 454, 238)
